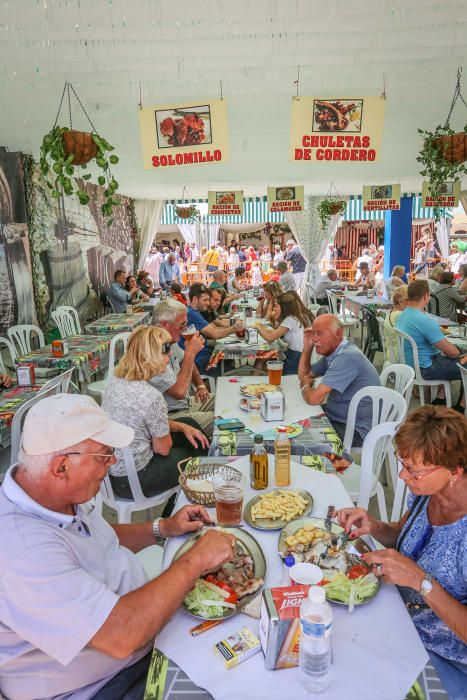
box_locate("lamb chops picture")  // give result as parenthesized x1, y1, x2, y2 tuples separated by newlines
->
(155, 104, 212, 148)
(312, 99, 363, 132)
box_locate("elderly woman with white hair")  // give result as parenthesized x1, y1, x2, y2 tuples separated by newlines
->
(227, 246, 240, 271)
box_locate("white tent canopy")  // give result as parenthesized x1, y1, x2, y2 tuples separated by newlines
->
(1, 0, 466, 200)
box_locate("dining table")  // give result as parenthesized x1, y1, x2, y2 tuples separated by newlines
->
(83, 311, 151, 335)
(14, 334, 113, 383)
(0, 384, 43, 447)
(153, 454, 428, 700)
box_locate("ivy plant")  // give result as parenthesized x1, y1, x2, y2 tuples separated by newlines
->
(317, 198, 346, 230)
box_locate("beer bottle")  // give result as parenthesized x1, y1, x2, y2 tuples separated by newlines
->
(250, 434, 268, 490)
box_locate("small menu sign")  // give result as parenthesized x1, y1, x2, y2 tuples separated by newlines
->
(267, 186, 304, 212)
(362, 184, 400, 211)
(208, 190, 244, 215)
(421, 180, 460, 208)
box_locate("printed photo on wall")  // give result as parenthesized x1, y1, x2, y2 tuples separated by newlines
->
(312, 99, 363, 133)
(155, 105, 212, 149)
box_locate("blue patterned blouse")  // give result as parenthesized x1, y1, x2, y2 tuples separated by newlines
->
(396, 493, 467, 664)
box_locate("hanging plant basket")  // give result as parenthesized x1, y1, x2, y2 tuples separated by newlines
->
(39, 83, 121, 226)
(317, 198, 346, 230)
(432, 131, 467, 164)
(61, 130, 97, 165)
(174, 204, 199, 220)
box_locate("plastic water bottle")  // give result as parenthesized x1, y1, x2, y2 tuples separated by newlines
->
(299, 586, 332, 693)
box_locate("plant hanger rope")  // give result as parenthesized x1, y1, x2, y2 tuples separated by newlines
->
(53, 82, 99, 134)
(444, 67, 467, 129)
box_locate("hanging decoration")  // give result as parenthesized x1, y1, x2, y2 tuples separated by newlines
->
(208, 190, 243, 216)
(417, 67, 467, 220)
(316, 183, 346, 230)
(173, 187, 200, 222)
(139, 99, 229, 169)
(290, 96, 385, 164)
(267, 186, 304, 213)
(39, 83, 121, 226)
(362, 184, 401, 211)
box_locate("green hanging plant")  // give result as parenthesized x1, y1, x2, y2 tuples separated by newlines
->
(317, 198, 346, 230)
(39, 83, 121, 226)
(416, 67, 467, 221)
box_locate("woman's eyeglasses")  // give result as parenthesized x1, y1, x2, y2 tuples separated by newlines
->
(395, 452, 445, 480)
(161, 342, 172, 355)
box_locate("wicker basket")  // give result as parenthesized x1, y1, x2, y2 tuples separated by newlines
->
(178, 458, 242, 507)
(433, 132, 467, 164)
(62, 130, 97, 165)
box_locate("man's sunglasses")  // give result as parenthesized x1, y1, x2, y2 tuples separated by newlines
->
(162, 342, 172, 355)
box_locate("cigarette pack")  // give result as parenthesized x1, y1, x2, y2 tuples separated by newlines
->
(259, 585, 309, 670)
(16, 364, 35, 387)
(260, 390, 284, 422)
(214, 627, 261, 670)
(51, 339, 69, 358)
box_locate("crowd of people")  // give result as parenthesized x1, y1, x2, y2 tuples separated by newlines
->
(0, 232, 466, 700)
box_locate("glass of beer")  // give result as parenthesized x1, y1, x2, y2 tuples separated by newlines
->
(267, 360, 283, 386)
(212, 473, 244, 526)
(182, 324, 197, 341)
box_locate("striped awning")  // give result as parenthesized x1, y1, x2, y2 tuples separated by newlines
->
(160, 198, 285, 226)
(343, 195, 454, 221)
(161, 194, 454, 226)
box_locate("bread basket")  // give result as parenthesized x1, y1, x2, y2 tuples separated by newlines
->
(178, 458, 242, 507)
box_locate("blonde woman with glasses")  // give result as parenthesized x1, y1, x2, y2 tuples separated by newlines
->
(102, 325, 209, 501)
(335, 406, 467, 700)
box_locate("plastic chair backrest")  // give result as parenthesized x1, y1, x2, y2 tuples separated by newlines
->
(394, 329, 423, 380)
(10, 386, 59, 465)
(380, 363, 415, 405)
(0, 336, 17, 374)
(7, 324, 45, 356)
(457, 363, 467, 416)
(343, 385, 407, 454)
(37, 368, 75, 396)
(107, 296, 118, 313)
(377, 316, 401, 365)
(326, 290, 339, 315)
(428, 294, 440, 316)
(51, 306, 82, 337)
(391, 455, 411, 521)
(357, 421, 399, 513)
(106, 332, 130, 380)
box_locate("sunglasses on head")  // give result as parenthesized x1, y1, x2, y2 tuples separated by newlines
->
(161, 342, 171, 355)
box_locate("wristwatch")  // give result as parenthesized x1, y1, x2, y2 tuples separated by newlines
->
(152, 517, 166, 546)
(420, 571, 433, 598)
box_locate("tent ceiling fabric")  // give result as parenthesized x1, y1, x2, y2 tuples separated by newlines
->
(1, 0, 466, 199)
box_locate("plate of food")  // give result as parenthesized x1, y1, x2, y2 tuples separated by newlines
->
(276, 187, 295, 201)
(261, 423, 303, 440)
(244, 489, 313, 530)
(278, 517, 380, 606)
(175, 527, 266, 620)
(239, 396, 261, 413)
(240, 383, 278, 397)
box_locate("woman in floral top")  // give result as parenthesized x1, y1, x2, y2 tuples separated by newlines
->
(103, 325, 209, 499)
(336, 406, 467, 700)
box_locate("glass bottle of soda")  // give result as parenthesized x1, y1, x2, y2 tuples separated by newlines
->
(250, 434, 268, 490)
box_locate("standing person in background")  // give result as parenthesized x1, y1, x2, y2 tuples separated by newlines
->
(448, 244, 464, 275)
(238, 246, 247, 264)
(203, 244, 219, 272)
(276, 261, 296, 292)
(190, 242, 200, 263)
(251, 260, 263, 288)
(413, 237, 435, 280)
(227, 247, 240, 271)
(273, 244, 284, 265)
(144, 245, 163, 291)
(261, 246, 272, 272)
(458, 264, 467, 294)
(160, 253, 182, 289)
(285, 239, 306, 294)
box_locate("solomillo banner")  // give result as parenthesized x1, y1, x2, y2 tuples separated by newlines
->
(139, 99, 230, 169)
(290, 96, 385, 164)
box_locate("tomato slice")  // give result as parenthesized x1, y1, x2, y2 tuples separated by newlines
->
(346, 564, 368, 580)
(204, 575, 238, 602)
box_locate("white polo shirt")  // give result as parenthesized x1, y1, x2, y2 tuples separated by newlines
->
(0, 466, 150, 700)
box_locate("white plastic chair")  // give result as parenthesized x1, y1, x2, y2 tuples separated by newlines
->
(0, 336, 17, 374)
(51, 306, 82, 338)
(376, 316, 400, 367)
(457, 363, 467, 416)
(87, 332, 130, 401)
(37, 368, 76, 396)
(380, 364, 415, 407)
(7, 324, 45, 356)
(326, 290, 359, 338)
(339, 421, 400, 522)
(342, 385, 407, 455)
(100, 446, 180, 523)
(390, 452, 411, 522)
(395, 329, 452, 407)
(10, 384, 64, 465)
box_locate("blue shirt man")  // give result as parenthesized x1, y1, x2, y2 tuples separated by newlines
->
(159, 255, 181, 288)
(107, 270, 136, 313)
(298, 315, 380, 447)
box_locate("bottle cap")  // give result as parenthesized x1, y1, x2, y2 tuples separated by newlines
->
(284, 555, 295, 568)
(254, 434, 264, 443)
(308, 586, 326, 604)
(277, 426, 287, 433)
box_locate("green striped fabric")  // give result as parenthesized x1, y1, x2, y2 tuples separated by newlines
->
(160, 195, 453, 226)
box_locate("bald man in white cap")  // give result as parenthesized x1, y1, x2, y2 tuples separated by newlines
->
(0, 394, 233, 700)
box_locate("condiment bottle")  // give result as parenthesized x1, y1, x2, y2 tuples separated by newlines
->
(280, 555, 295, 586)
(250, 434, 268, 490)
(274, 427, 291, 486)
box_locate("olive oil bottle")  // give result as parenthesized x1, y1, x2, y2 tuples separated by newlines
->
(250, 434, 268, 489)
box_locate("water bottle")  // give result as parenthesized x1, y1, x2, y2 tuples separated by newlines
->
(299, 586, 332, 693)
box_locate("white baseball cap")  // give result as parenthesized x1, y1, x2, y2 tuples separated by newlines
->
(21, 393, 134, 456)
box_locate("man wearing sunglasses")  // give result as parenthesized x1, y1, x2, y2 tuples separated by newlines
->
(151, 299, 215, 436)
(0, 393, 234, 700)
(183, 283, 244, 375)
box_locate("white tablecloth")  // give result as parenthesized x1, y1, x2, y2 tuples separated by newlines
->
(158, 456, 428, 700)
(214, 375, 323, 433)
